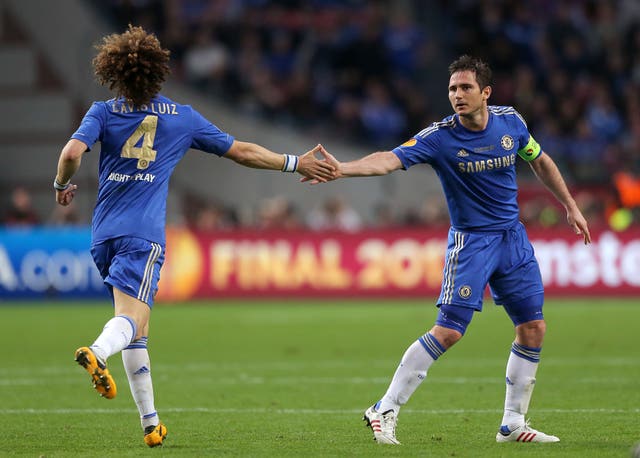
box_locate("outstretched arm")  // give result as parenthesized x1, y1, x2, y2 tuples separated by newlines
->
(54, 139, 87, 206)
(529, 152, 591, 244)
(223, 141, 335, 182)
(337, 150, 404, 177)
(302, 148, 403, 184)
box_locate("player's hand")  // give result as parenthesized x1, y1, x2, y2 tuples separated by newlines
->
(55, 184, 78, 206)
(567, 207, 591, 245)
(297, 144, 336, 183)
(300, 145, 341, 185)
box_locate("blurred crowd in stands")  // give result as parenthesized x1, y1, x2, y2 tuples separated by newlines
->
(1, 186, 82, 227)
(5, 0, 639, 232)
(179, 192, 453, 232)
(102, 0, 441, 149)
(0, 181, 626, 233)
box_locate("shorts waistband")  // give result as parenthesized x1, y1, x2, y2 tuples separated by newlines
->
(451, 220, 522, 235)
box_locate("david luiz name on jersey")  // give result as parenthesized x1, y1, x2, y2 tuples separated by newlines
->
(458, 153, 516, 174)
(107, 172, 156, 183)
(110, 101, 179, 115)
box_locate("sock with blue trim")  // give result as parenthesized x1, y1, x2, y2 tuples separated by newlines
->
(377, 333, 446, 413)
(90, 315, 137, 364)
(123, 337, 159, 429)
(500, 341, 541, 429)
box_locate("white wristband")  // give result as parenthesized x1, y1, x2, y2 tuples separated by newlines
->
(53, 178, 70, 191)
(281, 154, 298, 173)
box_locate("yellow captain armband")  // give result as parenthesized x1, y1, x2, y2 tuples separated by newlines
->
(517, 135, 541, 162)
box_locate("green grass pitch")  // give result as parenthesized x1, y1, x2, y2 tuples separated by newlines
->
(0, 298, 639, 457)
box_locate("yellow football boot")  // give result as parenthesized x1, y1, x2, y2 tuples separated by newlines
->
(144, 423, 168, 447)
(74, 346, 117, 399)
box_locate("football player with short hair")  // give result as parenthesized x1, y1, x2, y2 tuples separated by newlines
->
(53, 25, 334, 448)
(315, 55, 591, 445)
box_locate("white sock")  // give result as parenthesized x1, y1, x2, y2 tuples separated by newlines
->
(377, 333, 446, 413)
(90, 315, 137, 364)
(122, 337, 159, 429)
(501, 342, 541, 428)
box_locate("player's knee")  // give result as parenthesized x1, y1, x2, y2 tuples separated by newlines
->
(430, 325, 463, 349)
(434, 303, 474, 346)
(442, 331, 462, 349)
(516, 319, 546, 347)
(521, 319, 546, 335)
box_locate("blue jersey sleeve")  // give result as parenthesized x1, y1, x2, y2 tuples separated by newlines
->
(70, 102, 106, 149)
(511, 110, 542, 162)
(190, 109, 235, 156)
(392, 122, 441, 169)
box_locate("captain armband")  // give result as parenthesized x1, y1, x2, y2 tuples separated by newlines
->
(281, 154, 299, 173)
(517, 135, 542, 162)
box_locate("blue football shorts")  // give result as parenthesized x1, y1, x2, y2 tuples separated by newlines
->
(437, 221, 544, 314)
(91, 236, 165, 308)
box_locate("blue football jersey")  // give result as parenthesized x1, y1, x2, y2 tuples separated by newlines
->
(393, 106, 542, 231)
(71, 94, 234, 245)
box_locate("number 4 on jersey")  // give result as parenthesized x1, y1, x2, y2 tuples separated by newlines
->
(121, 115, 158, 170)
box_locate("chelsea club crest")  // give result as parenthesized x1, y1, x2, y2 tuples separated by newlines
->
(500, 135, 514, 150)
(458, 285, 472, 299)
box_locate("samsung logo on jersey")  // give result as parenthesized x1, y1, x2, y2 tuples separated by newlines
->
(458, 154, 516, 173)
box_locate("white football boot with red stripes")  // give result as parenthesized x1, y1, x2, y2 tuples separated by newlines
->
(363, 405, 400, 445)
(496, 420, 560, 443)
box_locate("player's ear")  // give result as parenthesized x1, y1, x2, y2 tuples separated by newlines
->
(482, 85, 491, 101)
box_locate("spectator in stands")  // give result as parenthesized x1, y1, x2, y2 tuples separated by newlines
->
(402, 196, 449, 228)
(359, 79, 407, 148)
(192, 202, 234, 232)
(182, 28, 230, 94)
(48, 200, 82, 226)
(256, 196, 305, 230)
(2, 186, 40, 226)
(307, 195, 362, 232)
(416, 195, 449, 227)
(586, 81, 624, 143)
(370, 201, 397, 228)
(384, 10, 427, 77)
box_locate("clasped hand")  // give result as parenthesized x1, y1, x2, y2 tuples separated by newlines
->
(298, 144, 340, 185)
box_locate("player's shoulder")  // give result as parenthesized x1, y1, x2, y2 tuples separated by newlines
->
(91, 99, 112, 111)
(153, 94, 193, 112)
(489, 105, 527, 126)
(415, 115, 456, 139)
(81, 100, 111, 120)
(488, 105, 517, 114)
(154, 93, 180, 105)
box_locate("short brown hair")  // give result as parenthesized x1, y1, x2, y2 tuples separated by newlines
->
(448, 55, 492, 90)
(92, 25, 170, 106)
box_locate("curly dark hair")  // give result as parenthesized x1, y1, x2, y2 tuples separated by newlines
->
(448, 55, 492, 90)
(92, 25, 170, 106)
